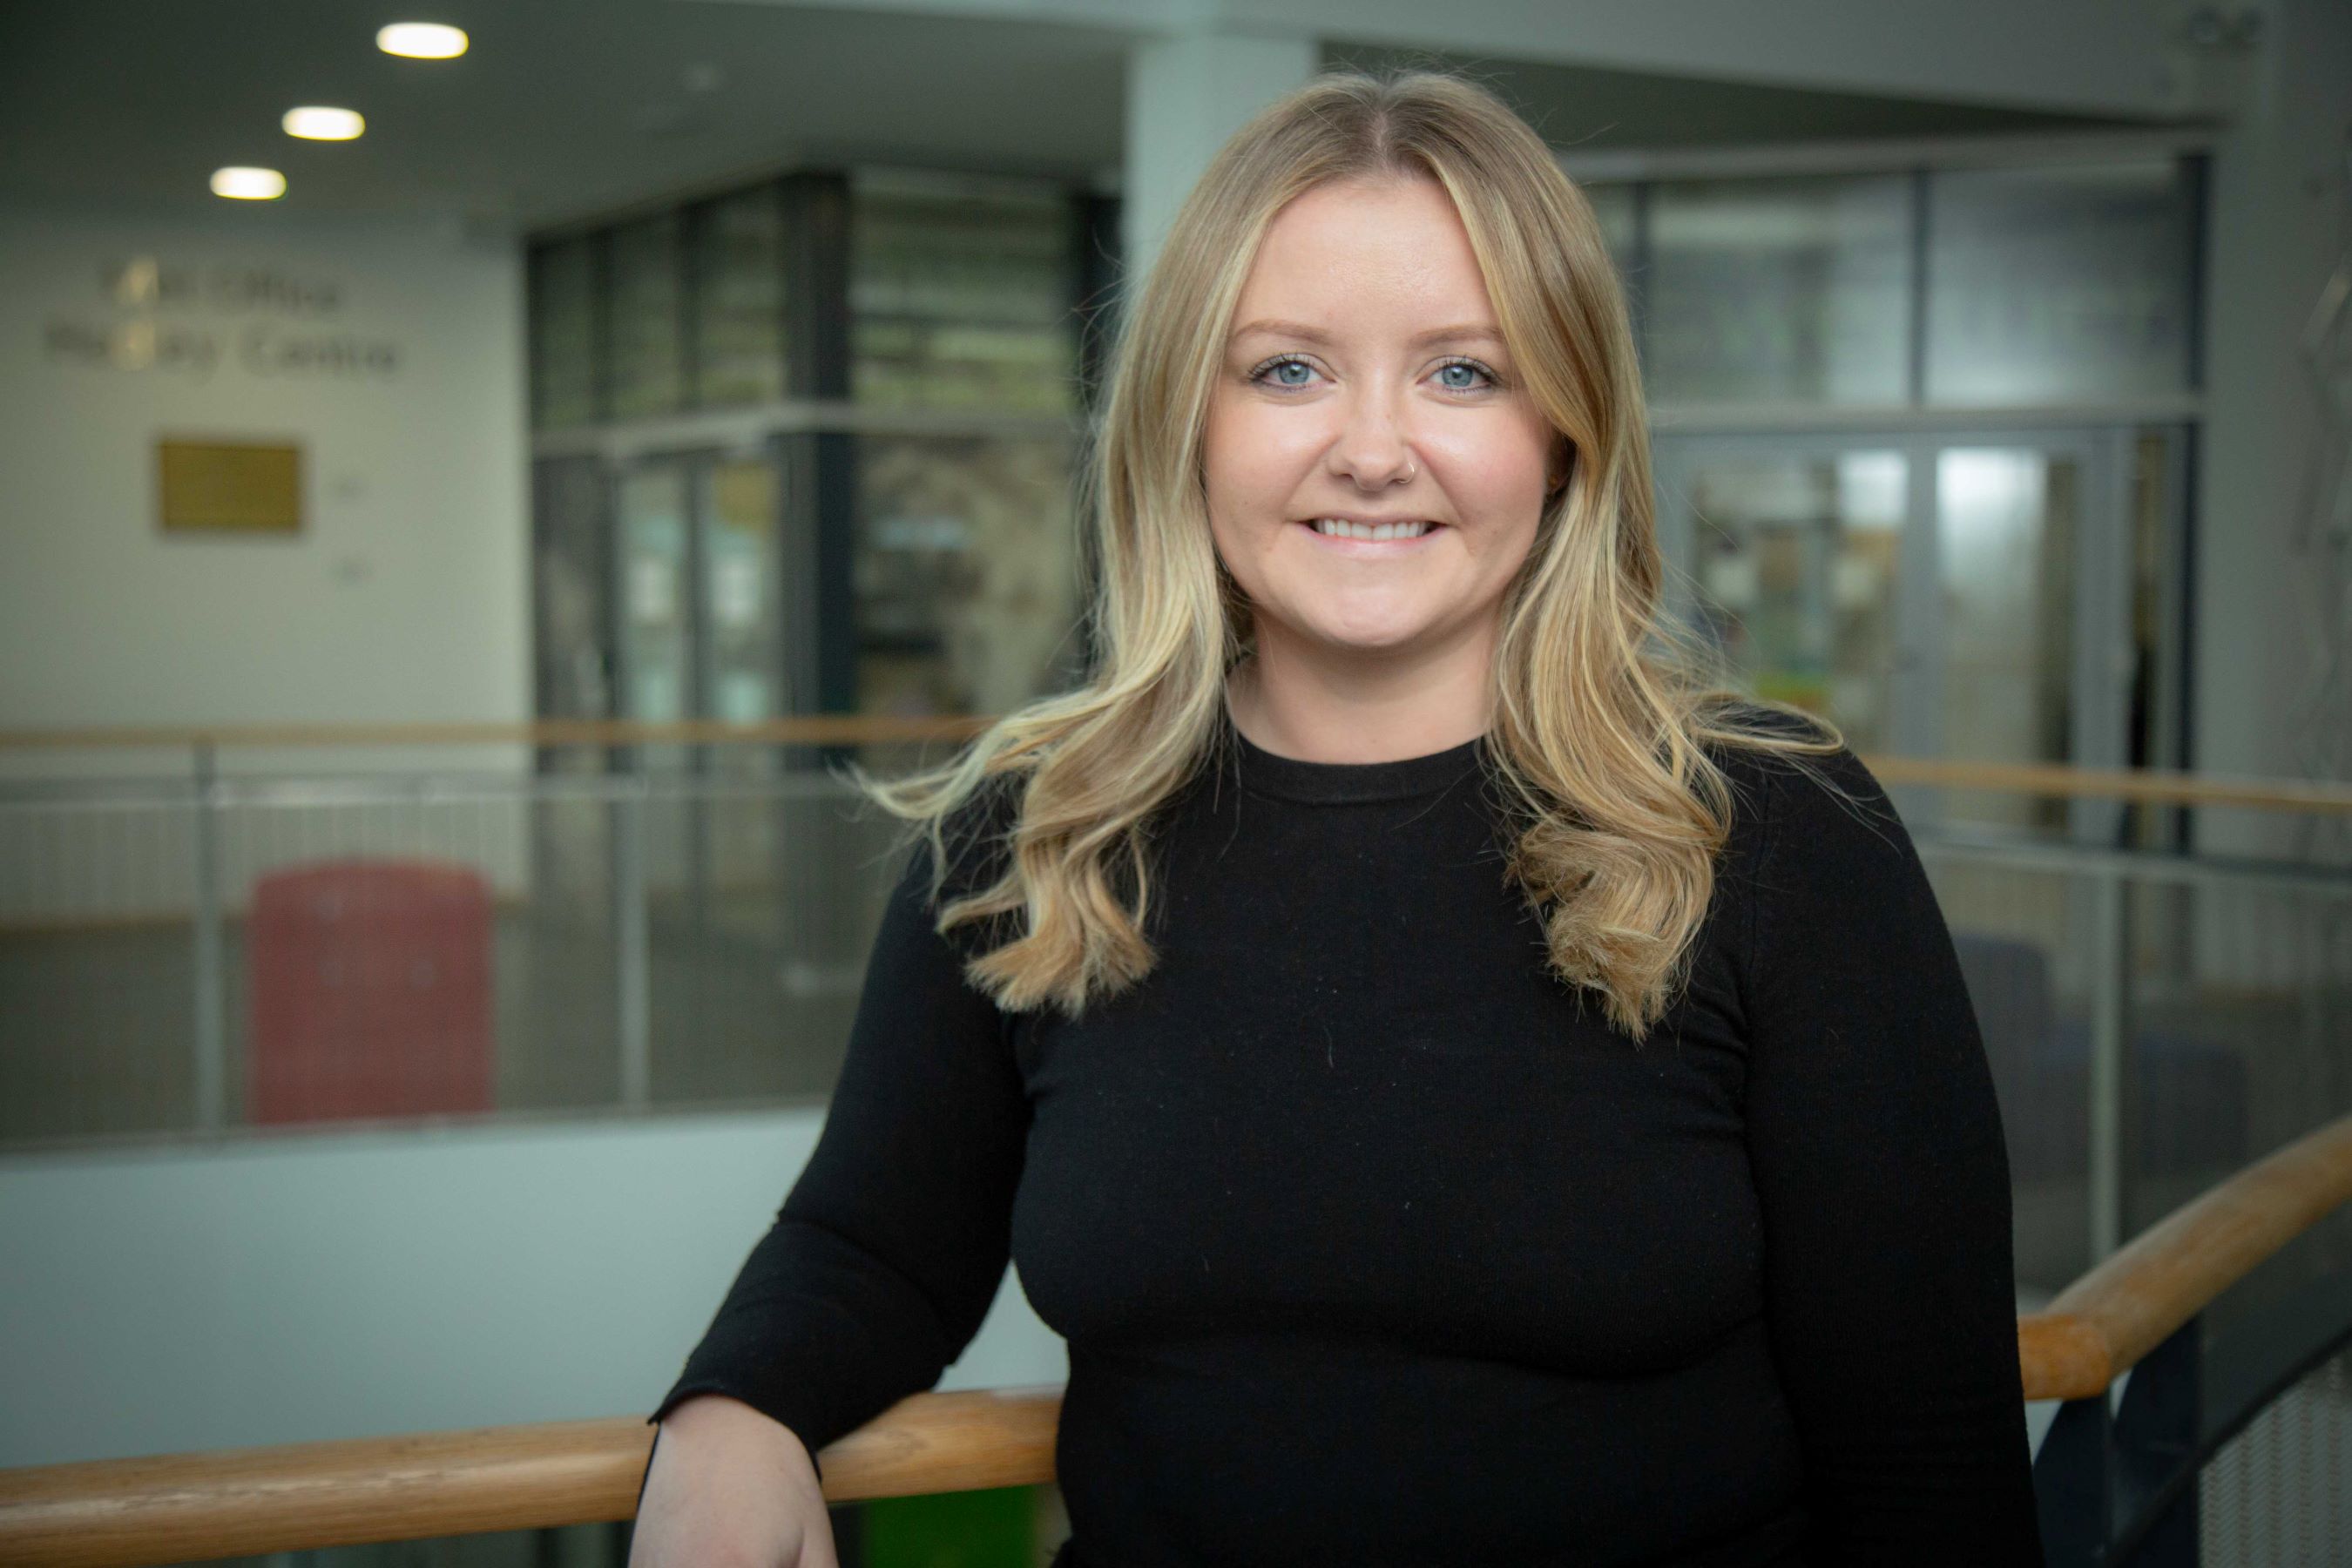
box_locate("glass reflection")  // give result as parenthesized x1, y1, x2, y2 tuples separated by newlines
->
(700, 458, 784, 729)
(528, 239, 597, 429)
(531, 456, 611, 722)
(1936, 449, 2078, 831)
(609, 214, 686, 419)
(1684, 451, 1906, 751)
(851, 172, 1078, 414)
(1927, 161, 2194, 405)
(1649, 174, 1913, 405)
(854, 435, 1082, 721)
(617, 465, 692, 779)
(693, 188, 788, 407)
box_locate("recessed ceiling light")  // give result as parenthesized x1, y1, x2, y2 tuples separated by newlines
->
(212, 167, 287, 200)
(283, 106, 366, 141)
(376, 22, 468, 59)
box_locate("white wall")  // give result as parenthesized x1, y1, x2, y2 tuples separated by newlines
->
(0, 1108, 1066, 1468)
(0, 199, 531, 759)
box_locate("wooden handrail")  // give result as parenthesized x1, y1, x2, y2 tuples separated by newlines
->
(2014, 1111, 2352, 1401)
(1862, 754, 2352, 818)
(0, 717, 988, 751)
(0, 1388, 1063, 1568)
(10, 1115, 2352, 1567)
(2, 718, 2346, 816)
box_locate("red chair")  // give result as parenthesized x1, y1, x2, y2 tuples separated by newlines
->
(247, 860, 495, 1125)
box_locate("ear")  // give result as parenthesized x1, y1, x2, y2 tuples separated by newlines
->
(1548, 440, 1575, 494)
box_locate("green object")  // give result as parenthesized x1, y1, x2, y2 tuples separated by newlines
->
(861, 1484, 1037, 1568)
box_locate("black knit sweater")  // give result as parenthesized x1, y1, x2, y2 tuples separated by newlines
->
(649, 706, 2044, 1566)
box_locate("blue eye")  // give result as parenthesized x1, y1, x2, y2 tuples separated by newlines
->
(1245, 355, 1502, 393)
(1252, 356, 1317, 388)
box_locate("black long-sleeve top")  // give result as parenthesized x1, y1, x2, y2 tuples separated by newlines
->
(648, 706, 2044, 1567)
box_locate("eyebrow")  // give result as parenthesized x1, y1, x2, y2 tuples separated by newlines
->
(1228, 318, 1504, 349)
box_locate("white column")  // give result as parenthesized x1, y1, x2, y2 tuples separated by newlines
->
(1122, 29, 1321, 287)
(2193, 0, 2352, 855)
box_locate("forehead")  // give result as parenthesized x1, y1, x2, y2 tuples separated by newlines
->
(1233, 175, 1497, 331)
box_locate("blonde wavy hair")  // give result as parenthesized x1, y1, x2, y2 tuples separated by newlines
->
(846, 66, 1846, 1042)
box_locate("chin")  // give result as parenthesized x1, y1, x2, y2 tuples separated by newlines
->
(1302, 615, 1436, 656)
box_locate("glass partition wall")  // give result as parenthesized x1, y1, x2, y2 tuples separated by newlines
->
(534, 147, 2200, 830)
(518, 143, 2204, 1108)
(1606, 144, 2206, 1281)
(1607, 151, 2202, 848)
(1653, 427, 2175, 837)
(529, 169, 1097, 743)
(1, 133, 2221, 1172)
(523, 168, 1100, 1105)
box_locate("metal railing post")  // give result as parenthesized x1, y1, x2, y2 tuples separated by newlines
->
(2110, 1316, 2201, 1566)
(2035, 1390, 2115, 1568)
(191, 740, 227, 1132)
(614, 768, 652, 1111)
(2089, 868, 2131, 1263)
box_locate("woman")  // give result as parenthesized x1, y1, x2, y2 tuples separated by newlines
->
(631, 69, 2043, 1567)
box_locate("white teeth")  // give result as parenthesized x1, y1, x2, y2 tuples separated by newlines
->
(1313, 519, 1432, 541)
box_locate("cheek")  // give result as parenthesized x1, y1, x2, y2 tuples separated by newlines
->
(1203, 418, 1298, 548)
(1497, 515, 1544, 582)
(1461, 421, 1555, 504)
(1200, 405, 1247, 513)
(1442, 476, 1547, 574)
(1205, 400, 1320, 490)
(1458, 453, 1550, 575)
(1200, 414, 1264, 577)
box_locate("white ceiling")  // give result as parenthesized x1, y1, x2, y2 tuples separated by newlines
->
(0, 0, 1132, 233)
(0, 0, 2148, 238)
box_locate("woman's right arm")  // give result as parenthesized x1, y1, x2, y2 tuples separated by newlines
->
(632, 1395, 835, 1568)
(628, 809, 1032, 1565)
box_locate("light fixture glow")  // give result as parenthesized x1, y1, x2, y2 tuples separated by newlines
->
(376, 22, 468, 59)
(283, 105, 366, 141)
(210, 166, 287, 200)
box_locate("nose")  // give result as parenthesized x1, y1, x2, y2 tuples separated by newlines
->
(1324, 386, 1417, 491)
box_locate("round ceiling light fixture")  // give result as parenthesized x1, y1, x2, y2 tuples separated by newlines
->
(211, 167, 287, 200)
(376, 22, 469, 59)
(282, 105, 366, 140)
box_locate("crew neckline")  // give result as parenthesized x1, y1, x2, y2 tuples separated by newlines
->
(1223, 708, 1489, 804)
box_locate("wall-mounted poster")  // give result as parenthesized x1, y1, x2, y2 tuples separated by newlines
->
(158, 439, 302, 533)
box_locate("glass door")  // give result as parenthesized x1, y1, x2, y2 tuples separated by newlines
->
(612, 446, 798, 894)
(696, 451, 793, 960)
(610, 443, 810, 1099)
(1655, 427, 2171, 841)
(1929, 436, 2111, 838)
(701, 455, 789, 732)
(615, 462, 695, 760)
(531, 456, 613, 726)
(612, 460, 701, 957)
(612, 445, 798, 745)
(1654, 437, 1930, 760)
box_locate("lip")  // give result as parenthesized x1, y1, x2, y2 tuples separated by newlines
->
(1294, 520, 1447, 552)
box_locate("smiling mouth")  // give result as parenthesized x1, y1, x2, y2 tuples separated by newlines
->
(1296, 519, 1446, 545)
